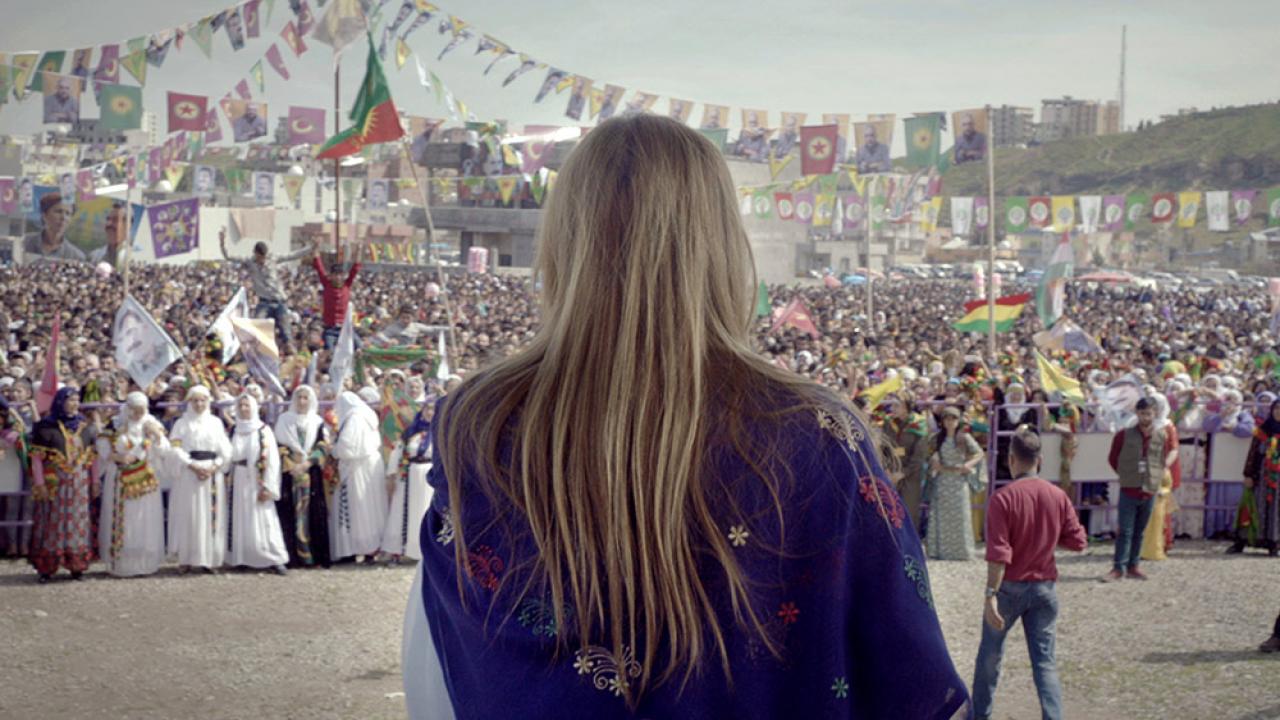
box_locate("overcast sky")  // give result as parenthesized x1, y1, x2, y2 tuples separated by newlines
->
(0, 0, 1274, 156)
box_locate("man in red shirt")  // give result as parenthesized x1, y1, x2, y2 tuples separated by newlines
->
(1104, 397, 1166, 582)
(972, 428, 1087, 720)
(314, 244, 366, 350)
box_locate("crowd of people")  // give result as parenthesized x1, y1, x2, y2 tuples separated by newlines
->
(0, 259, 1277, 586)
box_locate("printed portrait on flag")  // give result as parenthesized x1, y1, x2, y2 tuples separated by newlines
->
(226, 99, 269, 142)
(253, 172, 275, 206)
(114, 297, 183, 389)
(533, 68, 566, 104)
(775, 112, 805, 157)
(623, 91, 658, 115)
(699, 104, 729, 131)
(668, 98, 693, 124)
(226, 8, 247, 50)
(951, 108, 988, 164)
(42, 73, 81, 124)
(822, 113, 850, 161)
(408, 116, 444, 165)
(597, 84, 625, 121)
(564, 76, 590, 121)
(368, 178, 390, 211)
(193, 165, 216, 197)
(59, 173, 76, 207)
(854, 118, 894, 174)
(736, 109, 771, 162)
(70, 48, 92, 81)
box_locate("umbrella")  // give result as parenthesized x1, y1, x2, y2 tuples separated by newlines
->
(1033, 318, 1104, 355)
(841, 274, 867, 286)
(1076, 271, 1133, 283)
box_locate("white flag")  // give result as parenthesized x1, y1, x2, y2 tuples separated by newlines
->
(832, 197, 844, 235)
(1078, 196, 1101, 234)
(113, 295, 184, 389)
(208, 287, 250, 364)
(329, 302, 356, 394)
(1206, 191, 1230, 232)
(229, 316, 287, 398)
(310, 0, 366, 52)
(435, 330, 450, 381)
(950, 197, 973, 237)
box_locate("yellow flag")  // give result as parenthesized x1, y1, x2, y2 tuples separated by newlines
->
(282, 174, 305, 204)
(588, 87, 604, 119)
(396, 38, 410, 70)
(164, 164, 186, 188)
(10, 53, 37, 99)
(1177, 191, 1201, 228)
(813, 194, 834, 227)
(859, 374, 903, 409)
(791, 175, 818, 191)
(1051, 196, 1075, 231)
(1035, 351, 1084, 405)
(768, 150, 793, 181)
(845, 167, 867, 196)
(496, 176, 518, 204)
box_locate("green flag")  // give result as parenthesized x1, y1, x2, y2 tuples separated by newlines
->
(1125, 193, 1149, 231)
(317, 33, 405, 159)
(1005, 197, 1029, 233)
(904, 115, 942, 169)
(756, 281, 770, 318)
(1267, 187, 1280, 227)
(751, 189, 773, 219)
(28, 51, 65, 92)
(99, 84, 143, 130)
(192, 18, 215, 58)
(121, 49, 147, 86)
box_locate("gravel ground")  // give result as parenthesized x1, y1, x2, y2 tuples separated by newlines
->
(0, 540, 1276, 719)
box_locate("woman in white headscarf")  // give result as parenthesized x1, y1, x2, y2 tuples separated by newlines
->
(1140, 393, 1180, 561)
(224, 393, 289, 574)
(96, 392, 167, 577)
(167, 385, 232, 573)
(331, 391, 388, 562)
(273, 385, 332, 567)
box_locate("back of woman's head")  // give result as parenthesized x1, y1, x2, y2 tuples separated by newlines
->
(439, 114, 830, 704)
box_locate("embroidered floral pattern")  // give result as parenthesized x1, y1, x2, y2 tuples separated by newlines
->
(777, 601, 800, 625)
(466, 544, 504, 591)
(831, 676, 849, 699)
(858, 475, 905, 528)
(516, 597, 573, 639)
(728, 524, 750, 547)
(816, 407, 866, 450)
(903, 554, 934, 609)
(573, 645, 642, 697)
(435, 511, 455, 545)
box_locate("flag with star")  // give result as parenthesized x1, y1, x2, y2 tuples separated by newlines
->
(148, 197, 200, 258)
(99, 84, 143, 129)
(287, 106, 326, 145)
(903, 114, 941, 169)
(28, 51, 65, 92)
(800, 125, 838, 176)
(316, 33, 404, 159)
(167, 92, 208, 132)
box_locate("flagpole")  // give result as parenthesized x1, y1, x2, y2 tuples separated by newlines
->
(985, 104, 997, 361)
(122, 191, 132, 298)
(333, 61, 342, 265)
(395, 135, 458, 361)
(865, 176, 876, 335)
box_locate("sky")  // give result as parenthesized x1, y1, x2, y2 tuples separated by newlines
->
(0, 0, 1275, 157)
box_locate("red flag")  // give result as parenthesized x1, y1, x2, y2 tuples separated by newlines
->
(1028, 196, 1051, 228)
(167, 91, 208, 132)
(234, 79, 252, 100)
(244, 0, 261, 37)
(1151, 193, 1176, 224)
(265, 44, 291, 79)
(36, 313, 60, 416)
(774, 192, 794, 220)
(800, 124, 839, 176)
(769, 298, 821, 339)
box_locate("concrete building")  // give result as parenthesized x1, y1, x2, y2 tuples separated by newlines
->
(989, 105, 1035, 147)
(1039, 96, 1123, 141)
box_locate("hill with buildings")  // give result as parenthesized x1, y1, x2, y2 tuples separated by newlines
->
(941, 102, 1280, 197)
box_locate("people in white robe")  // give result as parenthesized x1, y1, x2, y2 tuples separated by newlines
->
(167, 385, 232, 573)
(96, 392, 167, 577)
(225, 394, 290, 574)
(381, 404, 435, 562)
(332, 391, 388, 562)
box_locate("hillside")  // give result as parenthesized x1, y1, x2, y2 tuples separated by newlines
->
(941, 102, 1280, 197)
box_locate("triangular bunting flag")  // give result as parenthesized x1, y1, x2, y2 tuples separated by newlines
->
(121, 48, 147, 85)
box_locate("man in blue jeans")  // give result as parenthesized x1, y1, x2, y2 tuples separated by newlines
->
(219, 228, 313, 355)
(1104, 397, 1168, 582)
(973, 428, 1087, 720)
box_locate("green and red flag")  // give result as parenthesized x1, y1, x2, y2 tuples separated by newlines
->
(953, 292, 1032, 334)
(316, 33, 404, 160)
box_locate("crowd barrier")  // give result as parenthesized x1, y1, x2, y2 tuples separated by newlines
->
(0, 400, 1254, 543)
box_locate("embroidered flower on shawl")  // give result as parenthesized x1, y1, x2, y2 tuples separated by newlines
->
(573, 645, 642, 697)
(831, 676, 849, 699)
(435, 511, 455, 545)
(516, 597, 572, 639)
(465, 545, 504, 591)
(728, 524, 750, 547)
(858, 475, 905, 529)
(777, 601, 800, 625)
(903, 554, 935, 609)
(815, 407, 867, 451)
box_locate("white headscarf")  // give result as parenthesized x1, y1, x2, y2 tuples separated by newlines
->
(234, 393, 264, 435)
(275, 385, 322, 454)
(1151, 393, 1171, 427)
(171, 385, 230, 462)
(336, 391, 381, 458)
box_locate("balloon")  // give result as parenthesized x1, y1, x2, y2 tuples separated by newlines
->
(95, 262, 113, 278)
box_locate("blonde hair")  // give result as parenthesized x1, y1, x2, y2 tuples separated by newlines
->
(439, 114, 837, 702)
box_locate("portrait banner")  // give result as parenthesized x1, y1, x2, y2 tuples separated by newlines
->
(699, 104, 729, 131)
(114, 295, 184, 390)
(41, 72, 81, 124)
(951, 108, 989, 165)
(668, 98, 693, 124)
(208, 287, 251, 364)
(853, 117, 894, 174)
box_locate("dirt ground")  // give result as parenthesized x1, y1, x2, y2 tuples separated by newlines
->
(0, 540, 1276, 719)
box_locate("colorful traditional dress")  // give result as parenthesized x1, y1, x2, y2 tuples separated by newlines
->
(1239, 414, 1280, 551)
(927, 431, 984, 561)
(381, 408, 434, 560)
(880, 411, 929, 532)
(406, 393, 971, 718)
(273, 386, 332, 567)
(28, 389, 96, 579)
(95, 402, 167, 577)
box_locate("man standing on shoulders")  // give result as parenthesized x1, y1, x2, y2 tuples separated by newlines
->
(972, 428, 1086, 720)
(1105, 397, 1165, 582)
(313, 243, 365, 350)
(219, 227, 312, 355)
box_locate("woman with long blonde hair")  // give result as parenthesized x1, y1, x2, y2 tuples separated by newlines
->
(402, 115, 969, 718)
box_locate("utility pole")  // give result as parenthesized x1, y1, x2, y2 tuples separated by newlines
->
(1118, 25, 1127, 131)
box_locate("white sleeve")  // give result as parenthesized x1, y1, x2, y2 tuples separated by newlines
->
(402, 564, 456, 720)
(260, 429, 282, 500)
